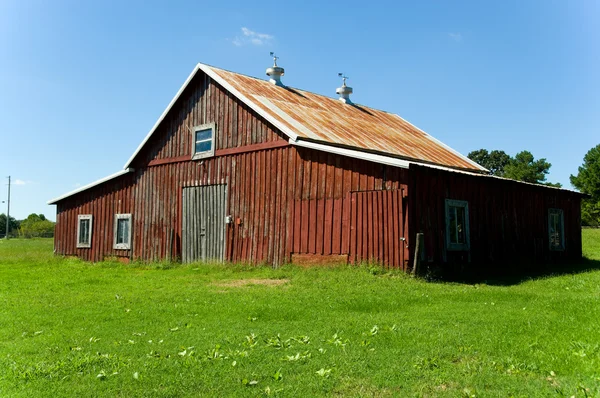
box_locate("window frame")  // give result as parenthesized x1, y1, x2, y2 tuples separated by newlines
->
(76, 214, 93, 248)
(113, 213, 132, 250)
(445, 199, 470, 251)
(191, 122, 216, 160)
(548, 208, 565, 251)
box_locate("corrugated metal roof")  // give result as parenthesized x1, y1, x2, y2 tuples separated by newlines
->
(207, 65, 486, 172)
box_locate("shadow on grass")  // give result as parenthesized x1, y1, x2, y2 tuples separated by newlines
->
(430, 257, 600, 286)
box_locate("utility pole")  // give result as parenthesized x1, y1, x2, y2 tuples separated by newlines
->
(5, 176, 10, 240)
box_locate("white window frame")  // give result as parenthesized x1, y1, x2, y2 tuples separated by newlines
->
(77, 214, 93, 248)
(113, 213, 132, 250)
(191, 122, 216, 160)
(548, 208, 565, 251)
(445, 199, 470, 251)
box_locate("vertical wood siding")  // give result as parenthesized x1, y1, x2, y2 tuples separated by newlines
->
(288, 149, 410, 266)
(349, 187, 409, 269)
(411, 165, 582, 271)
(55, 146, 410, 265)
(55, 174, 136, 262)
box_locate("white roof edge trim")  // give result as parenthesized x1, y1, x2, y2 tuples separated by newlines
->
(392, 113, 488, 172)
(47, 168, 135, 205)
(413, 162, 583, 194)
(292, 139, 485, 173)
(291, 139, 411, 169)
(124, 65, 202, 169)
(290, 140, 579, 195)
(199, 63, 299, 142)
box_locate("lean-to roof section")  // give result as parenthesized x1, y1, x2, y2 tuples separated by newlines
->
(47, 168, 135, 205)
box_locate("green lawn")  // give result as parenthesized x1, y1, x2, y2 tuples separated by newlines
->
(1, 231, 599, 397)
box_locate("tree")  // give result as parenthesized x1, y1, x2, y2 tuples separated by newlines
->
(570, 144, 600, 226)
(469, 149, 562, 186)
(467, 149, 511, 176)
(0, 213, 19, 238)
(19, 213, 55, 238)
(503, 150, 561, 187)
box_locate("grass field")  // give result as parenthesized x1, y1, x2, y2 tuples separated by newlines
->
(1, 230, 599, 397)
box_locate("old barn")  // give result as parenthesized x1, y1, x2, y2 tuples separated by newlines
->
(48, 61, 584, 274)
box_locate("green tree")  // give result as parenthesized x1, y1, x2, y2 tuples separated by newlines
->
(503, 150, 561, 187)
(570, 144, 600, 226)
(467, 149, 511, 176)
(0, 213, 19, 237)
(19, 213, 55, 238)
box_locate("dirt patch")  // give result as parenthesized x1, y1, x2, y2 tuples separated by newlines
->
(291, 254, 347, 267)
(212, 278, 289, 288)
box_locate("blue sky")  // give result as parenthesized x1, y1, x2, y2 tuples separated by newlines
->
(0, 0, 598, 220)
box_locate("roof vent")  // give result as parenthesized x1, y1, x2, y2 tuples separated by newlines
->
(336, 73, 353, 104)
(266, 52, 285, 86)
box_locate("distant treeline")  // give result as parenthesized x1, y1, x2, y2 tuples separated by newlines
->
(0, 213, 55, 238)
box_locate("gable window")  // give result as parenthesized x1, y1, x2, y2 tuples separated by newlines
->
(548, 208, 564, 251)
(192, 122, 216, 160)
(113, 214, 132, 250)
(445, 199, 470, 251)
(77, 215, 92, 248)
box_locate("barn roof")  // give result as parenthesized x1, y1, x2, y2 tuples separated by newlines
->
(50, 62, 583, 205)
(125, 63, 486, 172)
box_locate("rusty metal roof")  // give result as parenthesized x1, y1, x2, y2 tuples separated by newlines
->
(207, 65, 486, 172)
(123, 63, 486, 172)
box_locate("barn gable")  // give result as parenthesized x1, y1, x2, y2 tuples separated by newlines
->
(124, 63, 486, 173)
(127, 69, 289, 170)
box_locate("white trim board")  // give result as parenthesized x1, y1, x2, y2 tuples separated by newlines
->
(291, 139, 487, 174)
(290, 139, 411, 169)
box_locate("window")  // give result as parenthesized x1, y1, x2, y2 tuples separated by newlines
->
(113, 214, 132, 250)
(548, 208, 564, 251)
(77, 215, 92, 248)
(445, 199, 470, 251)
(192, 122, 216, 160)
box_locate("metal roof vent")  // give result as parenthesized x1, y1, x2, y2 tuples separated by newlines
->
(336, 73, 353, 104)
(266, 52, 285, 86)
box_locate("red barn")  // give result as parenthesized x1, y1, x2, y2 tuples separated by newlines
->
(48, 61, 584, 273)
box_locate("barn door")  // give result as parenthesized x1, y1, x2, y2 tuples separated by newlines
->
(349, 186, 408, 269)
(182, 185, 227, 263)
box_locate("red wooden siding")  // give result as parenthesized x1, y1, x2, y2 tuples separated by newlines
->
(411, 165, 582, 271)
(349, 187, 409, 269)
(288, 150, 410, 262)
(56, 146, 411, 265)
(55, 174, 136, 262)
